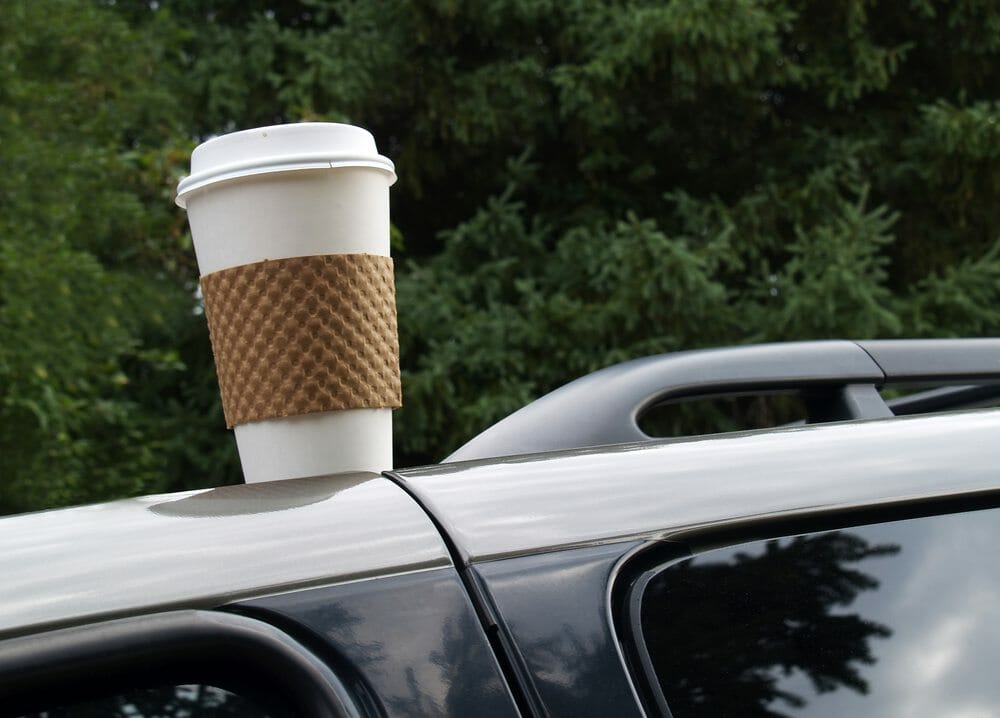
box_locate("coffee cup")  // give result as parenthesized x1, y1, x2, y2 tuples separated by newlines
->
(176, 123, 398, 483)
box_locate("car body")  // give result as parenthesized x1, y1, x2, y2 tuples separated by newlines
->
(2, 339, 1000, 717)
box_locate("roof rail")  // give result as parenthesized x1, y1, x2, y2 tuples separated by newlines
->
(444, 339, 1000, 463)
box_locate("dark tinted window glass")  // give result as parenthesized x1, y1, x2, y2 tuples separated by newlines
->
(640, 508, 1000, 717)
(18, 683, 290, 717)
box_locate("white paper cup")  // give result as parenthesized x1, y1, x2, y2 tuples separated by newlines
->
(176, 123, 397, 483)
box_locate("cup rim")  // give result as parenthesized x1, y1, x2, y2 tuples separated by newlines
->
(175, 152, 396, 208)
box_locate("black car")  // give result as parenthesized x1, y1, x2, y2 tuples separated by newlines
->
(3, 339, 1000, 717)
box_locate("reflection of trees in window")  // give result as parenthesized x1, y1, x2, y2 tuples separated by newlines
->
(641, 531, 900, 718)
(17, 684, 286, 718)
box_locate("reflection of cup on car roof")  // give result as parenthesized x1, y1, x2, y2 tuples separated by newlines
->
(176, 123, 400, 484)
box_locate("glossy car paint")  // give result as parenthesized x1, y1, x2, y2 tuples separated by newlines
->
(6, 405, 1000, 716)
(471, 542, 647, 718)
(0, 610, 365, 717)
(0, 473, 450, 638)
(393, 410, 1000, 563)
(236, 568, 520, 717)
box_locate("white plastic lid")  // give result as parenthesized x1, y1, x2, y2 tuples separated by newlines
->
(176, 122, 397, 207)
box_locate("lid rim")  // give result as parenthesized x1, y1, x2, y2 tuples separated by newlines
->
(175, 154, 397, 208)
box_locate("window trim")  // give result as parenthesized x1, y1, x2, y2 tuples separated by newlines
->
(0, 609, 361, 717)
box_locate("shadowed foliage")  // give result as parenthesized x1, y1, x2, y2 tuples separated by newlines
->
(3, 0, 1000, 509)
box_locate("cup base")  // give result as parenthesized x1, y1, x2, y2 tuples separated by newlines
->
(234, 408, 393, 483)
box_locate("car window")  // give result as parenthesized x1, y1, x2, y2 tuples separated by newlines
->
(15, 683, 289, 717)
(637, 506, 1000, 717)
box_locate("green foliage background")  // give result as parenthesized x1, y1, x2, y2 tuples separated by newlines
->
(2, 0, 999, 513)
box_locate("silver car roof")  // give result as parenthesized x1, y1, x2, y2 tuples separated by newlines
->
(0, 473, 450, 639)
(394, 409, 1000, 563)
(4, 409, 1000, 638)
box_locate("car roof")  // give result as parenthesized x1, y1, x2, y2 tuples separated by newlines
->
(394, 409, 1000, 563)
(0, 473, 450, 639)
(4, 408, 999, 639)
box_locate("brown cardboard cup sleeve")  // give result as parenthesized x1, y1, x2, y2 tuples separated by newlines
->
(200, 254, 402, 428)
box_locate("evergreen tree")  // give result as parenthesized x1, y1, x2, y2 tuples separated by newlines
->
(3, 0, 1000, 508)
